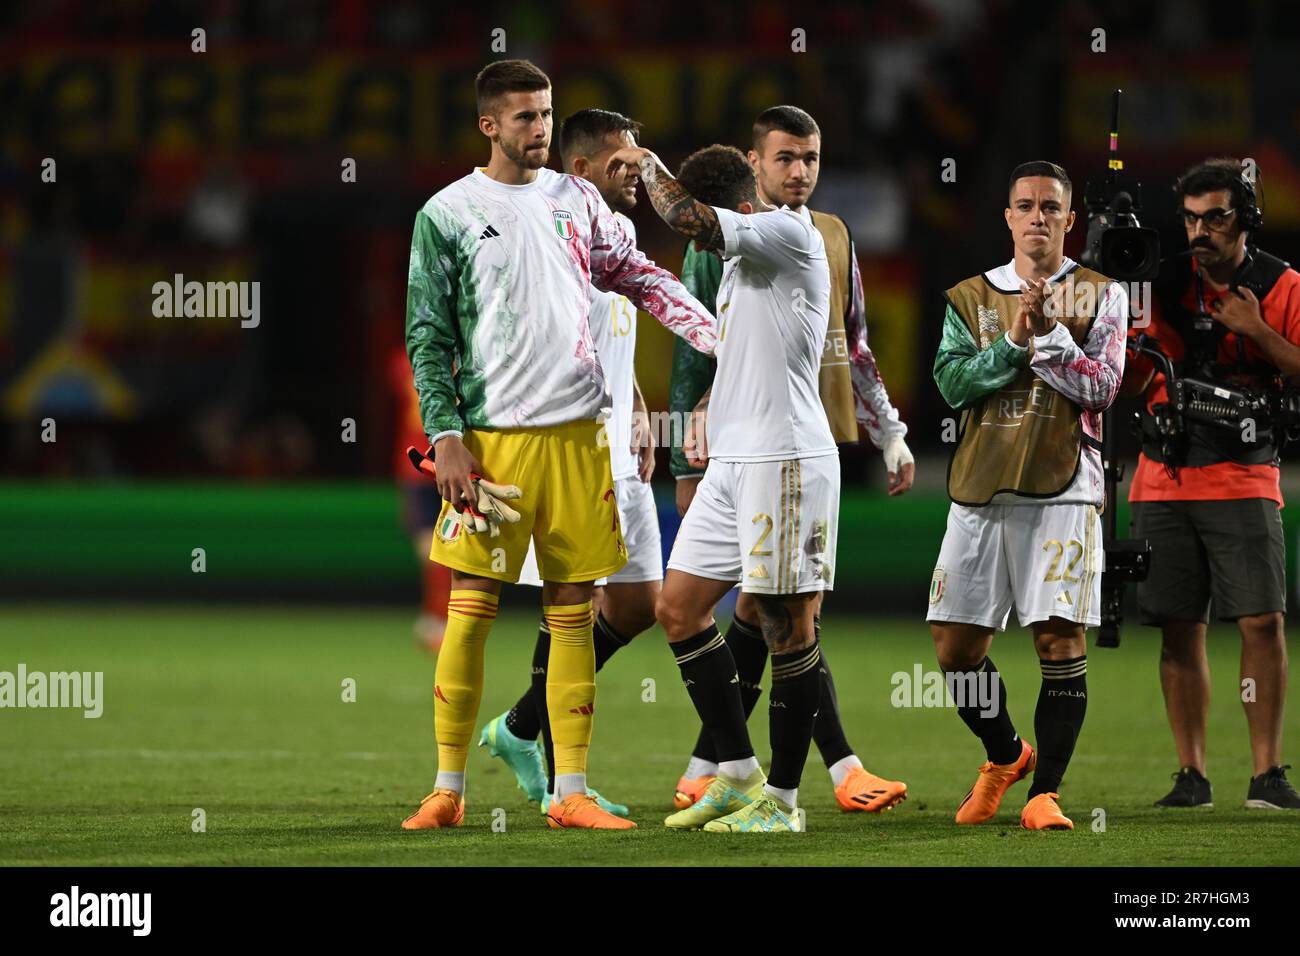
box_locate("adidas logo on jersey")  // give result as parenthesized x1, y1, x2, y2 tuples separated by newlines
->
(479, 224, 500, 240)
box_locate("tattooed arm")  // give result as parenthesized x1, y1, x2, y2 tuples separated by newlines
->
(605, 147, 726, 250)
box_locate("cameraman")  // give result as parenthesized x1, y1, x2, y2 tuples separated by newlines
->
(1123, 158, 1300, 810)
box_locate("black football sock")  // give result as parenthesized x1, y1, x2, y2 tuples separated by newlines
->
(593, 611, 631, 669)
(673, 624, 754, 763)
(524, 621, 557, 793)
(504, 622, 547, 743)
(767, 640, 822, 792)
(689, 615, 767, 764)
(810, 618, 854, 768)
(947, 656, 1022, 766)
(1029, 655, 1088, 798)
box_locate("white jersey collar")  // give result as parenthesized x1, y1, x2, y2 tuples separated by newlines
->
(984, 256, 1077, 293)
(472, 166, 545, 191)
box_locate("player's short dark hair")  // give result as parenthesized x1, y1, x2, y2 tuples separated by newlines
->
(1175, 157, 1253, 211)
(752, 105, 821, 151)
(475, 59, 551, 117)
(678, 145, 759, 211)
(558, 109, 643, 166)
(1008, 161, 1072, 202)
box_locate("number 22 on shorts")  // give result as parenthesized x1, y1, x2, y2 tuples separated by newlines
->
(1042, 538, 1083, 583)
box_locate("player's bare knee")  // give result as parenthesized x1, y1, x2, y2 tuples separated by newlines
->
(605, 600, 657, 642)
(929, 623, 984, 671)
(936, 642, 984, 673)
(753, 593, 816, 654)
(1238, 611, 1284, 645)
(450, 570, 500, 595)
(607, 582, 660, 638)
(1159, 621, 1206, 663)
(1032, 621, 1086, 660)
(655, 593, 698, 641)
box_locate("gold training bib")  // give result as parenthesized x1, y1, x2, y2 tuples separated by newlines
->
(944, 265, 1108, 506)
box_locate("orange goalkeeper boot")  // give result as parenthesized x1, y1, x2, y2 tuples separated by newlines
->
(673, 774, 717, 810)
(955, 739, 1036, 825)
(834, 766, 908, 813)
(547, 792, 637, 830)
(401, 788, 464, 829)
(1020, 792, 1074, 830)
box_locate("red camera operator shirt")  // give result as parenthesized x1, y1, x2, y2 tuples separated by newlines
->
(1128, 256, 1300, 506)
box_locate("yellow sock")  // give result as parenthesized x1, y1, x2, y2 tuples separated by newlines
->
(433, 589, 499, 777)
(543, 602, 596, 779)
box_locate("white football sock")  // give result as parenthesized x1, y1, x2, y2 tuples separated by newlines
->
(685, 757, 720, 780)
(554, 773, 586, 800)
(764, 784, 798, 809)
(434, 771, 465, 795)
(829, 754, 863, 787)
(719, 757, 761, 781)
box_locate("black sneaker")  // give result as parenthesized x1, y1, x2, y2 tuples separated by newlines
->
(1245, 765, 1300, 809)
(1154, 767, 1213, 808)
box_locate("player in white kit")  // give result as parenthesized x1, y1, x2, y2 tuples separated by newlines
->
(478, 110, 664, 817)
(604, 141, 838, 832)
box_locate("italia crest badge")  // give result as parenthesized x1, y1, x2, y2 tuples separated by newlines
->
(436, 511, 461, 543)
(552, 209, 575, 240)
(929, 567, 947, 605)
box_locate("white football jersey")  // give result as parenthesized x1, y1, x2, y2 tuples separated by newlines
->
(589, 214, 639, 481)
(706, 205, 837, 462)
(409, 167, 713, 439)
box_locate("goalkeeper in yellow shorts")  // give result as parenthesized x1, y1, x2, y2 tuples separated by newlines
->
(399, 59, 715, 831)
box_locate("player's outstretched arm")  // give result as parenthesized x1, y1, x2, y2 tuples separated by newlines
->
(933, 303, 1029, 410)
(605, 147, 724, 251)
(1027, 281, 1128, 411)
(582, 181, 716, 355)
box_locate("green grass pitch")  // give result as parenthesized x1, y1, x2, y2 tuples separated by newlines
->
(1, 604, 1298, 866)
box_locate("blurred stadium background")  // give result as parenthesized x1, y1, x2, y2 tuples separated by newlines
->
(4, 0, 1300, 610)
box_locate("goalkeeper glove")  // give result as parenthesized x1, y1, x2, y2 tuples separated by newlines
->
(406, 445, 524, 537)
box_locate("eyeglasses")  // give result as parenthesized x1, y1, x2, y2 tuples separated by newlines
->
(1180, 207, 1237, 231)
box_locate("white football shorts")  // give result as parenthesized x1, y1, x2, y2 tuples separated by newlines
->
(517, 476, 663, 588)
(926, 501, 1103, 630)
(667, 454, 840, 594)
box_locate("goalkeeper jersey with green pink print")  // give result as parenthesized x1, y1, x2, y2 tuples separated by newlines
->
(406, 166, 716, 443)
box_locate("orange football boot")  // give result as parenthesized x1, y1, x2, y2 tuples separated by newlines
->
(835, 767, 908, 812)
(547, 792, 637, 830)
(1020, 792, 1074, 830)
(401, 788, 464, 829)
(673, 774, 717, 810)
(955, 739, 1036, 824)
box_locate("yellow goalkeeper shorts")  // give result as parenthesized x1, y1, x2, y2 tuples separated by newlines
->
(428, 420, 628, 584)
